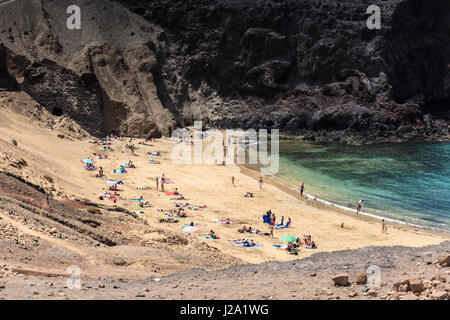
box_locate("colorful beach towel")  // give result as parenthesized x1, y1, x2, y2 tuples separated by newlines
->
(231, 240, 260, 248)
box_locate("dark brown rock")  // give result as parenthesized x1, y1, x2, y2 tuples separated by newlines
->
(332, 274, 350, 286)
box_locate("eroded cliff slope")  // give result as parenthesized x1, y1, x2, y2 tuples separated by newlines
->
(0, 0, 448, 143)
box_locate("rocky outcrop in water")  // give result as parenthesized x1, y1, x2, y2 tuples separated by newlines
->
(0, 0, 448, 143)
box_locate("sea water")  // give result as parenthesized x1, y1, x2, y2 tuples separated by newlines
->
(274, 140, 450, 232)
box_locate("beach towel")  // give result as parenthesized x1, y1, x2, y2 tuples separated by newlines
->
(84, 166, 96, 171)
(263, 216, 272, 224)
(272, 244, 288, 249)
(241, 244, 260, 248)
(165, 192, 177, 196)
(275, 222, 290, 229)
(213, 219, 232, 224)
(203, 235, 220, 239)
(231, 240, 260, 248)
(304, 247, 317, 250)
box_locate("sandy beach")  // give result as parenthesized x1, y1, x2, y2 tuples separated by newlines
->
(1, 100, 447, 266)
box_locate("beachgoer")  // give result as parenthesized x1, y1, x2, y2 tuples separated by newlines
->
(300, 183, 304, 197)
(287, 242, 293, 252)
(258, 177, 263, 190)
(231, 176, 235, 186)
(381, 219, 387, 234)
(156, 176, 159, 190)
(357, 199, 364, 214)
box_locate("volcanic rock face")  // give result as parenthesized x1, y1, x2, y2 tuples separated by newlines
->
(0, 0, 448, 143)
(21, 59, 103, 136)
(0, 45, 19, 91)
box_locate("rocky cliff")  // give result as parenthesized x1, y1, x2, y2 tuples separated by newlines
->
(0, 0, 449, 143)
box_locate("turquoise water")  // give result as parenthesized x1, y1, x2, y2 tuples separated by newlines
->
(275, 140, 450, 232)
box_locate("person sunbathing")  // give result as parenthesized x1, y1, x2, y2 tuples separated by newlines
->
(127, 161, 135, 168)
(243, 240, 256, 247)
(138, 201, 150, 208)
(209, 231, 218, 239)
(220, 218, 231, 224)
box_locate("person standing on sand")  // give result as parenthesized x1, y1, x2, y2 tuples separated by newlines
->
(300, 183, 304, 197)
(231, 176, 235, 186)
(381, 219, 387, 234)
(156, 176, 159, 190)
(356, 199, 364, 214)
(258, 177, 263, 189)
(269, 224, 274, 238)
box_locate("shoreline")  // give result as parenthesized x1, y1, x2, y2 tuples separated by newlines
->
(1, 104, 448, 266)
(239, 164, 450, 238)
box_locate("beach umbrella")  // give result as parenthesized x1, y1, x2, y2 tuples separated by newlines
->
(182, 226, 199, 233)
(281, 235, 297, 242)
(82, 159, 93, 164)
